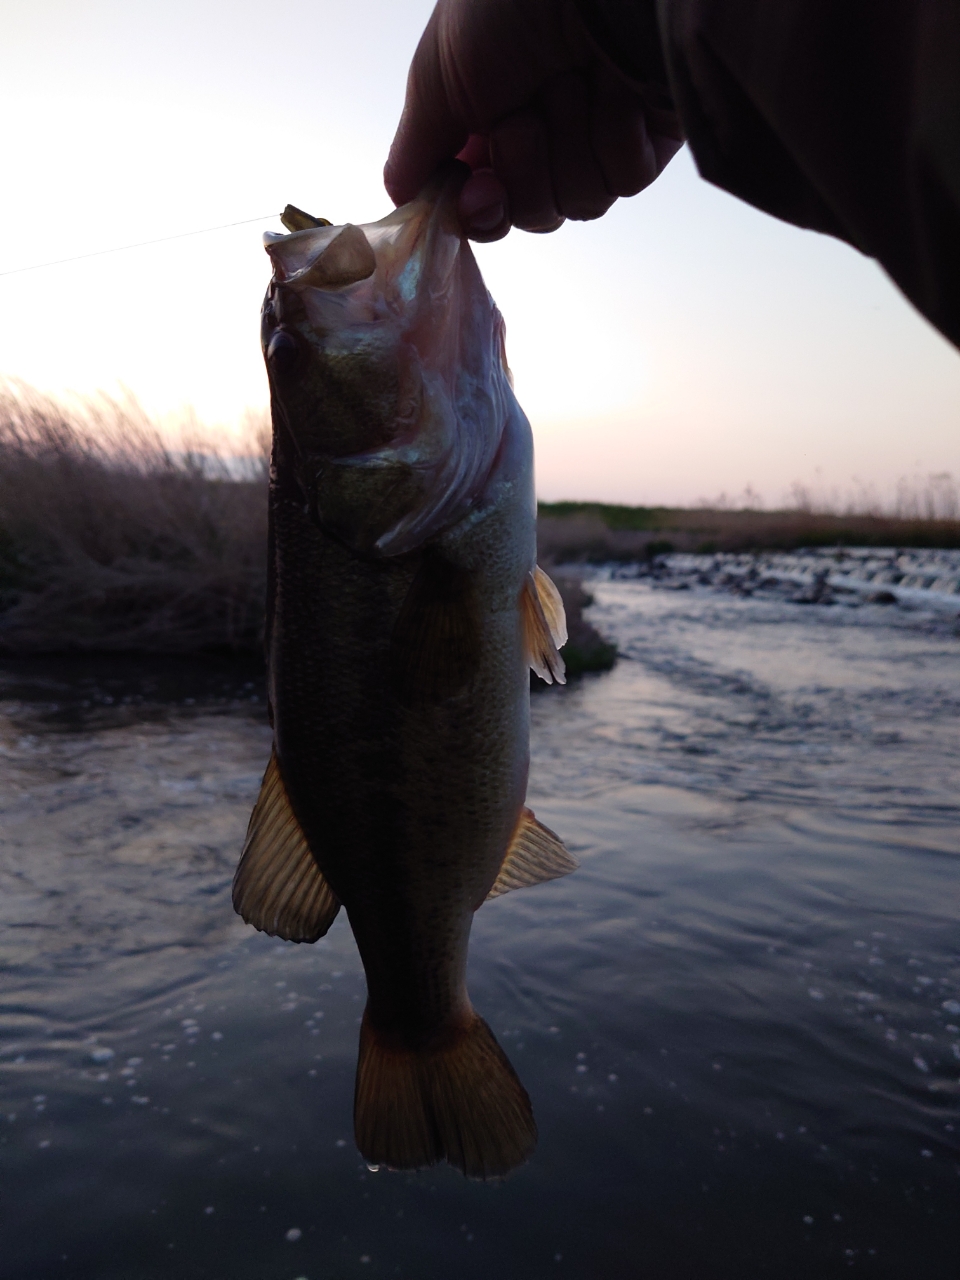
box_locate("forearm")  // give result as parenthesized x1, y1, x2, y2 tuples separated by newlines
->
(576, 0, 960, 349)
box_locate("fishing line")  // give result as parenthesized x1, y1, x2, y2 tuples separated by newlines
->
(0, 213, 282, 278)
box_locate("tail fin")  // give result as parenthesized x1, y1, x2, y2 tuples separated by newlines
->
(354, 1010, 537, 1179)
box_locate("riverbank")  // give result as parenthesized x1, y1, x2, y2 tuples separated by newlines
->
(0, 385, 617, 670)
(537, 502, 960, 561)
(5, 384, 957, 664)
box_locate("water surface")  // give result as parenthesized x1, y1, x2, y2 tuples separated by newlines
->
(1, 577, 958, 1279)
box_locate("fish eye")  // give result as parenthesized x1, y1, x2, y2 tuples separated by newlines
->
(267, 329, 301, 376)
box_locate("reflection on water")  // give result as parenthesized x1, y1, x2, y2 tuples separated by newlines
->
(1, 582, 959, 1279)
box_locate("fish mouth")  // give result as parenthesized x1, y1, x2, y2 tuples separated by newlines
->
(262, 163, 469, 307)
(260, 162, 512, 559)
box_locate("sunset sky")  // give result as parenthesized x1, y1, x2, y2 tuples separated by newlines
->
(2, 0, 959, 507)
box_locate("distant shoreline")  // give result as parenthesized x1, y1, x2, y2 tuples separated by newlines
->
(3, 383, 958, 656)
(538, 501, 960, 561)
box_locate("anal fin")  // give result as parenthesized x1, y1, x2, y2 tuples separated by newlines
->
(521, 568, 566, 684)
(484, 807, 578, 901)
(232, 748, 340, 943)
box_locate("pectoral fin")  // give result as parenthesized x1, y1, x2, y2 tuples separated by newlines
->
(484, 808, 578, 901)
(390, 554, 480, 702)
(521, 568, 566, 684)
(232, 749, 340, 943)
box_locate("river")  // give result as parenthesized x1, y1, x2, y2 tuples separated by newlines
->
(1, 563, 958, 1278)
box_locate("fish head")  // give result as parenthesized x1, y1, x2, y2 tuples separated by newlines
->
(261, 164, 515, 556)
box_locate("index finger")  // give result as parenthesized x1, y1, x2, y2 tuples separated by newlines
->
(384, 8, 470, 205)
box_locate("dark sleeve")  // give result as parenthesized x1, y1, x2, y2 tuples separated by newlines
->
(578, 0, 960, 351)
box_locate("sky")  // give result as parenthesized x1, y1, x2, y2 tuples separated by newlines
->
(2, 0, 958, 508)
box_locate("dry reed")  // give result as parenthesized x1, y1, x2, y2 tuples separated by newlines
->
(3, 382, 958, 653)
(0, 383, 269, 653)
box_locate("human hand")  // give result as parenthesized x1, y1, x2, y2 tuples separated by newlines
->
(385, 0, 683, 241)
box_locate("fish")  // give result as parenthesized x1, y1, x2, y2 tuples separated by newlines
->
(232, 165, 576, 1179)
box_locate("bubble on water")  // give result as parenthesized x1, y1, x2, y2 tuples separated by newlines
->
(285, 1228, 302, 1242)
(576, 1052, 587, 1061)
(335, 1139, 347, 1148)
(921, 1148, 933, 1158)
(913, 1055, 930, 1073)
(803, 1216, 814, 1225)
(211, 1032, 223, 1041)
(575, 1064, 588, 1074)
(366, 1163, 380, 1172)
(131, 1096, 150, 1105)
(608, 1073, 618, 1082)
(126, 1058, 143, 1067)
(360, 1256, 370, 1264)
(39, 1140, 51, 1149)
(101, 1097, 113, 1105)
(941, 1000, 960, 1015)
(32, 1095, 46, 1103)
(808, 989, 824, 1000)
(204, 1206, 215, 1215)
(90, 1048, 114, 1063)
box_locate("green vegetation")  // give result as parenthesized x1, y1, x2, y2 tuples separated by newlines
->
(537, 501, 677, 532)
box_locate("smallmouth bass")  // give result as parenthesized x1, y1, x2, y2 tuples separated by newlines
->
(233, 167, 575, 1178)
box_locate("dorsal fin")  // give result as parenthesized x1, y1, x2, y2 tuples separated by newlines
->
(233, 749, 340, 942)
(521, 569, 566, 684)
(484, 808, 578, 901)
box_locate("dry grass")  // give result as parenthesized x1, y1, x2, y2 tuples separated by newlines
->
(3, 381, 958, 654)
(0, 383, 269, 653)
(537, 503, 960, 562)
